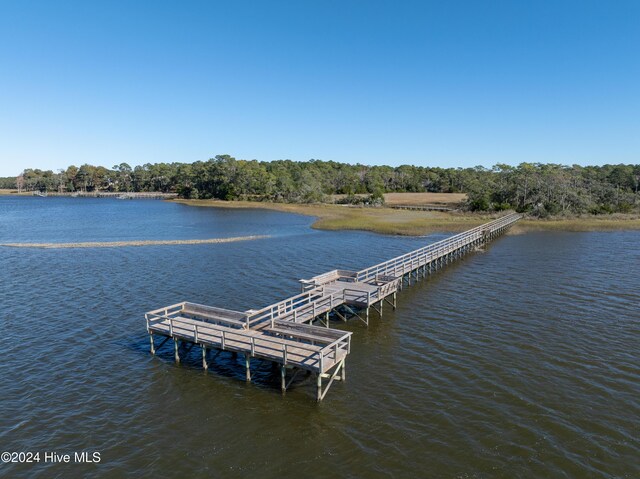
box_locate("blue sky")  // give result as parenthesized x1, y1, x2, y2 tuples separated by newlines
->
(0, 0, 638, 177)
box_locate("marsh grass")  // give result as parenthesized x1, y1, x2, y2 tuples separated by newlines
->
(175, 199, 640, 235)
(513, 215, 640, 233)
(174, 200, 509, 235)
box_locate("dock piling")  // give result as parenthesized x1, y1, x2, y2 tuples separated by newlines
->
(281, 365, 287, 393)
(202, 346, 208, 370)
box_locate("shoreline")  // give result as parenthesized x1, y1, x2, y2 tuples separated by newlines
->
(171, 199, 640, 235)
(3, 192, 638, 234)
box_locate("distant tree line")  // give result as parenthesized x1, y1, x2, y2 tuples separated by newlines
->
(9, 155, 640, 216)
(464, 163, 640, 216)
(0, 176, 16, 189)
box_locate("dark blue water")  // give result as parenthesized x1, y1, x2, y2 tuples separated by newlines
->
(1, 197, 638, 478)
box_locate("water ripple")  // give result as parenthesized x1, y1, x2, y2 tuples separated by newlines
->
(0, 198, 639, 478)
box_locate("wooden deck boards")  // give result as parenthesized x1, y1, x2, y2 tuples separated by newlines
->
(149, 318, 347, 372)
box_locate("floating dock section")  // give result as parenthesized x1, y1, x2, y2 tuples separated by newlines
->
(146, 213, 521, 400)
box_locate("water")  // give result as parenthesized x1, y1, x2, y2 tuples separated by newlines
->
(1, 197, 638, 478)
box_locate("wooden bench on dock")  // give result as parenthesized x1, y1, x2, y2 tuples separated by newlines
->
(265, 319, 350, 346)
(299, 269, 358, 290)
(181, 302, 248, 329)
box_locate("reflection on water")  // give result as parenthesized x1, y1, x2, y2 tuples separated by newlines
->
(0, 197, 638, 478)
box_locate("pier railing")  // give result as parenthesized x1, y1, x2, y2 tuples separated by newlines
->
(246, 287, 334, 328)
(145, 301, 250, 329)
(268, 320, 352, 367)
(356, 213, 520, 282)
(146, 307, 351, 373)
(300, 269, 358, 290)
(145, 302, 185, 330)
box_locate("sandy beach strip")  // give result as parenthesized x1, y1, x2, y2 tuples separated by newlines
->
(0, 235, 271, 249)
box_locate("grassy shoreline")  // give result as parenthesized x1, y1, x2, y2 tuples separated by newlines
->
(3, 191, 637, 233)
(172, 199, 640, 234)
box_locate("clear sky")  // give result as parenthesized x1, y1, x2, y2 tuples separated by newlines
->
(0, 0, 638, 177)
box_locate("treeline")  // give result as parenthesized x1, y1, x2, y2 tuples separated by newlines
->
(465, 163, 639, 216)
(0, 176, 17, 189)
(14, 157, 473, 201)
(10, 155, 640, 216)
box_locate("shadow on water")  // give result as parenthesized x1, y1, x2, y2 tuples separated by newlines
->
(125, 334, 319, 394)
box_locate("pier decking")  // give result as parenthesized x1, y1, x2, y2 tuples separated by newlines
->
(389, 204, 457, 212)
(146, 212, 521, 400)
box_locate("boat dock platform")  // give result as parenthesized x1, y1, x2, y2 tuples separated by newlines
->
(146, 212, 521, 400)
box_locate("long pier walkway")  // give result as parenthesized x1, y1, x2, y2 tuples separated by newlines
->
(146, 212, 521, 400)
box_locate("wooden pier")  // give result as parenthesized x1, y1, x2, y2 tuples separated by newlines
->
(389, 204, 457, 212)
(42, 191, 178, 199)
(146, 212, 521, 400)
